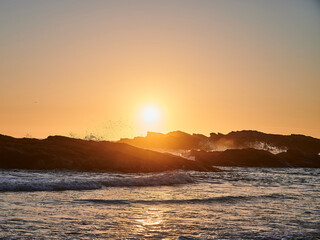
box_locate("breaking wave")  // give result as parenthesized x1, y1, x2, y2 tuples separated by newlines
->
(0, 171, 194, 192)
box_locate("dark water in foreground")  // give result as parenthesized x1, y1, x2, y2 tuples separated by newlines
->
(0, 168, 319, 239)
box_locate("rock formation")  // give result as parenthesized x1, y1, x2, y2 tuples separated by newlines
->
(0, 134, 219, 172)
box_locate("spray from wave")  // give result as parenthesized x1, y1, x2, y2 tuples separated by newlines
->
(199, 139, 287, 154)
(247, 141, 287, 154)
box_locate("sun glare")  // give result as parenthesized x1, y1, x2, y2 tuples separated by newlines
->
(142, 107, 159, 123)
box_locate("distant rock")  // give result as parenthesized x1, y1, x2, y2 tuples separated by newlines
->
(192, 148, 320, 168)
(119, 130, 320, 154)
(209, 130, 320, 154)
(0, 134, 220, 172)
(276, 149, 320, 168)
(119, 131, 204, 150)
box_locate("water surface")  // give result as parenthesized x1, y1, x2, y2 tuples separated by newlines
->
(0, 168, 319, 239)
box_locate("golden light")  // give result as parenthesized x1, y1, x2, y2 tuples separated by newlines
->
(141, 106, 159, 124)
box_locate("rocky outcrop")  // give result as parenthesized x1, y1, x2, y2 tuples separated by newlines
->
(119, 131, 206, 150)
(192, 148, 320, 168)
(208, 130, 320, 154)
(2, 130, 318, 171)
(119, 130, 320, 154)
(0, 134, 220, 172)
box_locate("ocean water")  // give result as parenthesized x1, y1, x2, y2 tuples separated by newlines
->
(0, 168, 319, 239)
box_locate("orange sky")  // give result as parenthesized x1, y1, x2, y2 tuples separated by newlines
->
(1, 0, 319, 139)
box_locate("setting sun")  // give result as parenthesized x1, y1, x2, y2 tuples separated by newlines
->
(142, 107, 159, 124)
(0, 1, 319, 239)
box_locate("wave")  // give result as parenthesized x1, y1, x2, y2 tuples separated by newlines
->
(76, 193, 288, 205)
(0, 171, 194, 192)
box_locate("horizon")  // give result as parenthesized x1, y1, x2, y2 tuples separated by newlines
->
(1, 0, 320, 139)
(1, 128, 319, 141)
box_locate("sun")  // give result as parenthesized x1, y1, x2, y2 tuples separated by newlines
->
(142, 107, 159, 123)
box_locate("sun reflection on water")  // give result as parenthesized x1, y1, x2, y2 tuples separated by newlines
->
(133, 207, 166, 237)
(136, 207, 163, 226)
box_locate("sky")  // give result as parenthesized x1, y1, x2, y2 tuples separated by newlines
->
(0, 0, 319, 140)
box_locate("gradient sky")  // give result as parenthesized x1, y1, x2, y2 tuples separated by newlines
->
(1, 0, 319, 140)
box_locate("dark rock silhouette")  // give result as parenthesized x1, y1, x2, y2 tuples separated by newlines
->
(276, 149, 320, 168)
(120, 131, 207, 150)
(1, 130, 319, 170)
(0, 134, 219, 172)
(192, 148, 320, 168)
(119, 130, 320, 154)
(118, 130, 320, 168)
(209, 130, 320, 154)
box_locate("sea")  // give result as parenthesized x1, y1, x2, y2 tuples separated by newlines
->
(0, 167, 319, 239)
